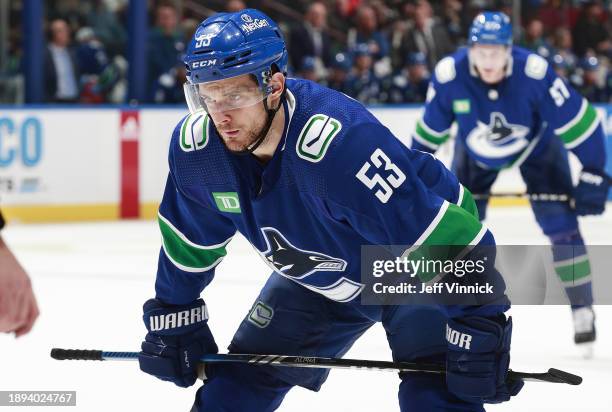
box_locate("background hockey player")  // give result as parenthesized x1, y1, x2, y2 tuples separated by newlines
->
(137, 9, 523, 411)
(411, 11, 609, 351)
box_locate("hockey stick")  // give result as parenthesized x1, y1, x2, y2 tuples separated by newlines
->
(472, 193, 571, 202)
(474, 174, 612, 202)
(50, 348, 582, 385)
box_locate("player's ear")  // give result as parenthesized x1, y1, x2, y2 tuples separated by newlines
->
(268, 72, 285, 105)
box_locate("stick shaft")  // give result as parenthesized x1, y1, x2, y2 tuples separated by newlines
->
(50, 349, 581, 385)
(473, 193, 570, 202)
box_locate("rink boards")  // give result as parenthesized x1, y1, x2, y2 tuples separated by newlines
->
(1, 105, 611, 222)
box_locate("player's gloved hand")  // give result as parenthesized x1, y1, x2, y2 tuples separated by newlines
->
(138, 298, 218, 387)
(446, 314, 523, 404)
(573, 168, 610, 216)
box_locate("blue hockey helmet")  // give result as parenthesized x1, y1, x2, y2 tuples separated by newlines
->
(183, 9, 288, 114)
(352, 43, 371, 57)
(579, 56, 599, 71)
(551, 54, 569, 69)
(331, 52, 352, 71)
(468, 11, 513, 46)
(406, 52, 427, 66)
(300, 56, 317, 71)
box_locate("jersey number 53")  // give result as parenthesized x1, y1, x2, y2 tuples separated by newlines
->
(356, 148, 406, 203)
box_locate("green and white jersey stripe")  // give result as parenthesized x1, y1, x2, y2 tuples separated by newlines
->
(412, 118, 451, 150)
(158, 212, 233, 272)
(456, 184, 479, 220)
(554, 99, 601, 149)
(402, 201, 487, 282)
(554, 255, 592, 286)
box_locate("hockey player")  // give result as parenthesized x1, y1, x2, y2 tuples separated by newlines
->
(138, 9, 523, 411)
(411, 12, 609, 350)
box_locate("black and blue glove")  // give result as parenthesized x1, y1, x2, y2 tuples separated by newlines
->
(573, 169, 610, 216)
(446, 314, 523, 404)
(138, 298, 218, 387)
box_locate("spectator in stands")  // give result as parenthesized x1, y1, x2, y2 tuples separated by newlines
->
(382, 51, 430, 104)
(400, 0, 454, 70)
(0, 29, 24, 103)
(289, 2, 332, 75)
(552, 27, 577, 72)
(344, 43, 382, 104)
(86, 0, 127, 58)
(404, 51, 430, 102)
(147, 2, 185, 103)
(75, 27, 123, 104)
(519, 18, 553, 59)
(331, 0, 363, 33)
(298, 56, 321, 83)
(551, 54, 570, 80)
(44, 18, 80, 103)
(75, 27, 109, 103)
(325, 52, 352, 94)
(574, 56, 608, 102)
(572, 1, 611, 57)
(369, 0, 396, 35)
(75, 28, 108, 77)
(347, 5, 390, 62)
(438, 0, 468, 42)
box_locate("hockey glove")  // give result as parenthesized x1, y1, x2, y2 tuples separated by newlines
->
(446, 314, 523, 404)
(573, 168, 610, 216)
(138, 298, 218, 387)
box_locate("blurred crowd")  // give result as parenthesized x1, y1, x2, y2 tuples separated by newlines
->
(1, 0, 611, 105)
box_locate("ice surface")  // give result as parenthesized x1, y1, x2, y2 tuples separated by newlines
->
(1, 206, 611, 411)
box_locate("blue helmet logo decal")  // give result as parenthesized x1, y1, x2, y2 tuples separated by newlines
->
(194, 25, 220, 49)
(469, 11, 513, 46)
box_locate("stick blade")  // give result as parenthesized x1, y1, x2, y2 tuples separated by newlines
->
(547, 368, 582, 385)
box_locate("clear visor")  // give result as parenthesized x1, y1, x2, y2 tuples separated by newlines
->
(184, 81, 269, 115)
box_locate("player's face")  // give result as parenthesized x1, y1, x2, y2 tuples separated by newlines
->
(199, 75, 269, 152)
(470, 44, 509, 84)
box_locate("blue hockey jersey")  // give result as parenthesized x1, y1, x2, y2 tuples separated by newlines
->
(412, 47, 606, 170)
(154, 78, 504, 318)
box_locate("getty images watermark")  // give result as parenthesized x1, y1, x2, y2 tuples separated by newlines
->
(370, 255, 494, 295)
(360, 245, 508, 305)
(361, 245, 612, 305)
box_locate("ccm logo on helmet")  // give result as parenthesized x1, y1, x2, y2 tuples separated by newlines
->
(192, 59, 217, 69)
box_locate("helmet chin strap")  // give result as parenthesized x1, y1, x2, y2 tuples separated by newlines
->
(215, 86, 285, 157)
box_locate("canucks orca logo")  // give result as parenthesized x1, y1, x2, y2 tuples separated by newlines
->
(466, 112, 530, 159)
(259, 227, 347, 279)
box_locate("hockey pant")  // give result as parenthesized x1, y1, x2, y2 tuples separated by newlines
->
(190, 272, 484, 411)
